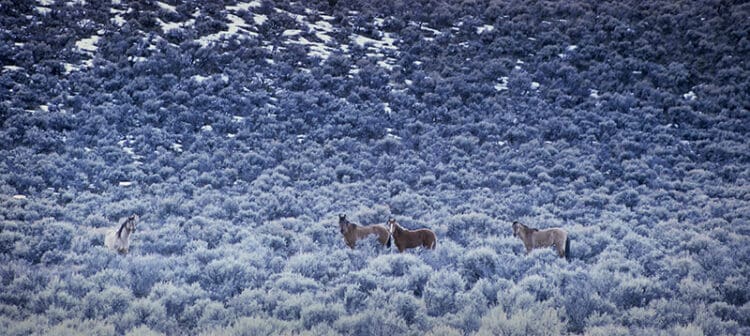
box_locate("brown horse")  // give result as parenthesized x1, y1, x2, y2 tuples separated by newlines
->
(387, 218, 437, 252)
(512, 221, 570, 260)
(338, 214, 391, 249)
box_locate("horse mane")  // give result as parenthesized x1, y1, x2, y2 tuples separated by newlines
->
(116, 220, 127, 238)
(390, 220, 404, 233)
(116, 216, 134, 238)
(395, 224, 405, 233)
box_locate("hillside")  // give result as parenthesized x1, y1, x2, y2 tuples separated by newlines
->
(1, 0, 749, 335)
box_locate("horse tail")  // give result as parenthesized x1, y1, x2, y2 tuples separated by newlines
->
(564, 236, 571, 261)
(386, 235, 392, 248)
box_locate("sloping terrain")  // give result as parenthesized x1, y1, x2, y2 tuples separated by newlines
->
(1, 0, 749, 335)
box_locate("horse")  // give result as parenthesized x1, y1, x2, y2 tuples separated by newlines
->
(105, 214, 138, 255)
(387, 218, 436, 252)
(512, 221, 570, 260)
(338, 214, 391, 249)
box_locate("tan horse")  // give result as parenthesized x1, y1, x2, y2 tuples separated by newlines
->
(105, 214, 138, 255)
(512, 221, 569, 260)
(387, 218, 436, 252)
(338, 214, 391, 249)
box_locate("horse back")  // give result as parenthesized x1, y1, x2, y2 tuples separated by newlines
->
(357, 224, 390, 244)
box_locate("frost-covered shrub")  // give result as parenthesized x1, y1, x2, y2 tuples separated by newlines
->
(196, 300, 234, 330)
(721, 276, 750, 306)
(285, 250, 350, 283)
(82, 286, 133, 319)
(13, 218, 74, 264)
(47, 318, 116, 336)
(389, 292, 426, 326)
(300, 303, 344, 329)
(119, 298, 172, 334)
(573, 229, 613, 261)
(268, 272, 321, 294)
(559, 272, 615, 333)
(584, 324, 631, 336)
(350, 254, 431, 296)
(459, 247, 500, 284)
(476, 304, 565, 336)
(216, 316, 293, 336)
(425, 325, 463, 336)
(350, 205, 392, 225)
(517, 274, 558, 302)
(445, 213, 497, 245)
(128, 255, 167, 298)
(678, 277, 720, 303)
(124, 325, 162, 336)
(200, 257, 261, 300)
(389, 191, 430, 216)
(148, 282, 207, 323)
(424, 270, 465, 316)
(614, 188, 640, 208)
(334, 309, 408, 336)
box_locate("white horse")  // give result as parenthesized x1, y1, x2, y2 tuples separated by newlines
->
(105, 215, 138, 254)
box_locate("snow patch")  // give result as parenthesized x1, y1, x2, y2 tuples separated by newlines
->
(589, 89, 600, 99)
(683, 91, 697, 101)
(383, 103, 392, 115)
(477, 24, 494, 34)
(156, 1, 177, 13)
(352, 32, 398, 70)
(495, 77, 509, 91)
(228, 0, 262, 11)
(3, 65, 23, 72)
(157, 18, 195, 32)
(253, 13, 268, 25)
(282, 29, 303, 37)
(76, 35, 100, 52)
(111, 8, 126, 26)
(197, 14, 257, 47)
(36, 5, 51, 15)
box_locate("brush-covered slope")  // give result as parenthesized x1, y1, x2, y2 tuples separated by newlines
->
(1, 0, 749, 335)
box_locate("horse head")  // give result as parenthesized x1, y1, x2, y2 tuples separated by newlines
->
(511, 221, 523, 238)
(125, 214, 138, 233)
(339, 214, 350, 234)
(387, 218, 398, 234)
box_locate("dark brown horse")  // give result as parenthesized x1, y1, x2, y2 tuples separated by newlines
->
(387, 218, 436, 252)
(338, 214, 391, 249)
(512, 221, 570, 260)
